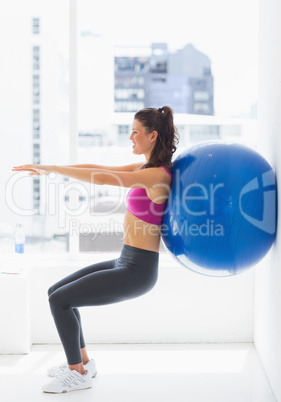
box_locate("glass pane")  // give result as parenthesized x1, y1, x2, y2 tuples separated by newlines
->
(1, 0, 69, 254)
(77, 0, 258, 252)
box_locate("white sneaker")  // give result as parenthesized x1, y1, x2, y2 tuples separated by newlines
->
(47, 359, 97, 378)
(42, 368, 92, 393)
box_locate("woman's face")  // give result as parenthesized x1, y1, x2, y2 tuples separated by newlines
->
(130, 119, 156, 157)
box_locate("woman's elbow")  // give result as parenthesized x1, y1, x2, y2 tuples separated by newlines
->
(91, 173, 105, 185)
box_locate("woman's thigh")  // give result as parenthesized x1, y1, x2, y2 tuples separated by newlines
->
(49, 258, 159, 309)
(48, 258, 117, 297)
(49, 245, 159, 309)
(48, 263, 138, 308)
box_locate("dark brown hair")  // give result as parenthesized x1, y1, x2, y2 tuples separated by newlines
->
(134, 106, 179, 171)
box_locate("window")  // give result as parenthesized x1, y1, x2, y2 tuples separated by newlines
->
(115, 89, 145, 100)
(33, 75, 40, 104)
(32, 46, 40, 70)
(193, 103, 210, 113)
(33, 110, 40, 131)
(32, 18, 40, 34)
(1, 0, 258, 255)
(114, 101, 145, 112)
(118, 125, 130, 135)
(190, 124, 220, 141)
(194, 91, 209, 101)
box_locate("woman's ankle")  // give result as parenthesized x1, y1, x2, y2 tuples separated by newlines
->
(68, 363, 85, 375)
(81, 347, 90, 366)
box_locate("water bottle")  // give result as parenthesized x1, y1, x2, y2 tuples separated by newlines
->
(15, 223, 25, 254)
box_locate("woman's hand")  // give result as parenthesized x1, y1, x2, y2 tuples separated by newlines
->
(12, 164, 53, 176)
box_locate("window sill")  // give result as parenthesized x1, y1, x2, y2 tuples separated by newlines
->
(0, 251, 176, 271)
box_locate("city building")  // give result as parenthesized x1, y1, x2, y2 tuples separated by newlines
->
(114, 43, 214, 115)
(31, 18, 41, 211)
(168, 43, 214, 114)
(114, 56, 149, 112)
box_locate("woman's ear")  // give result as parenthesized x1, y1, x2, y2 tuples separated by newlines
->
(151, 131, 158, 143)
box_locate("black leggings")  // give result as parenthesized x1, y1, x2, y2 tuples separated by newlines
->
(48, 244, 159, 365)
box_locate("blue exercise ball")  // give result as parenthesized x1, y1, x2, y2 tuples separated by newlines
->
(161, 141, 277, 277)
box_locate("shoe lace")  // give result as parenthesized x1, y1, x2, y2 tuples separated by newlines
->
(55, 369, 88, 388)
(55, 370, 68, 379)
(57, 363, 68, 371)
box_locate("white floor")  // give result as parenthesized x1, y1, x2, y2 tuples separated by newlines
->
(0, 343, 276, 402)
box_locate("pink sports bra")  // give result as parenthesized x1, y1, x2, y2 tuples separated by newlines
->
(126, 166, 172, 226)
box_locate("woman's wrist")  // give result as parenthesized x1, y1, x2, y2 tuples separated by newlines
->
(49, 165, 57, 173)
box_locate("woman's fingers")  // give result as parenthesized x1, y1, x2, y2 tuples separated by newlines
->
(12, 164, 51, 176)
(12, 168, 34, 172)
(12, 164, 41, 172)
(12, 165, 34, 171)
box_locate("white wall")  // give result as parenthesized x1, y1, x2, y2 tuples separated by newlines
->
(254, 0, 281, 401)
(30, 252, 254, 344)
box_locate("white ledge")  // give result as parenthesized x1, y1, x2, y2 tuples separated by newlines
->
(0, 251, 177, 272)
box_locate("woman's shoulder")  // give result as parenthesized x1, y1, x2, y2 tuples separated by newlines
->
(143, 165, 172, 181)
(159, 165, 172, 178)
(142, 162, 172, 171)
(143, 163, 172, 176)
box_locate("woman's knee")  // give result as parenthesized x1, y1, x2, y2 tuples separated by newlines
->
(48, 292, 63, 314)
(48, 289, 71, 312)
(48, 285, 56, 297)
(48, 291, 57, 308)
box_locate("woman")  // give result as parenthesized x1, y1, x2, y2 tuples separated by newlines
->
(12, 106, 179, 393)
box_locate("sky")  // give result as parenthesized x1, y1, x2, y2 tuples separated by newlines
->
(78, 0, 258, 118)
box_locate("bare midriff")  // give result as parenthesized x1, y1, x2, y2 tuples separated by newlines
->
(123, 210, 162, 253)
(122, 168, 171, 252)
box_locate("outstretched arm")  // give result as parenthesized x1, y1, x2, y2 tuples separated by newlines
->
(65, 162, 145, 172)
(12, 163, 171, 189)
(12, 164, 112, 184)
